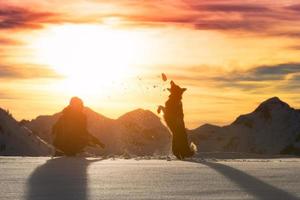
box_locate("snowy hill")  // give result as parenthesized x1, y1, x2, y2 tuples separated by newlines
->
(189, 97, 300, 155)
(24, 113, 61, 143)
(5, 96, 300, 156)
(0, 108, 53, 156)
(24, 108, 171, 156)
(117, 109, 171, 155)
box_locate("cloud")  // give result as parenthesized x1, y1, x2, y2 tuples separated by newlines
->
(289, 45, 300, 50)
(193, 19, 267, 31)
(271, 31, 300, 38)
(167, 63, 300, 92)
(0, 38, 23, 45)
(0, 91, 17, 100)
(220, 63, 300, 82)
(206, 63, 300, 93)
(123, 15, 270, 32)
(276, 74, 300, 92)
(211, 63, 300, 91)
(285, 4, 300, 12)
(194, 4, 270, 13)
(173, 63, 300, 82)
(0, 1, 299, 36)
(0, 6, 58, 30)
(118, 2, 300, 34)
(0, 64, 62, 79)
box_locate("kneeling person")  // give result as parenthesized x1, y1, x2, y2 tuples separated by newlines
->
(52, 97, 104, 156)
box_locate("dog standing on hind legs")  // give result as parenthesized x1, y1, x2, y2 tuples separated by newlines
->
(158, 81, 194, 160)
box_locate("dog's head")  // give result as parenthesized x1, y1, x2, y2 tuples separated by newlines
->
(168, 81, 186, 98)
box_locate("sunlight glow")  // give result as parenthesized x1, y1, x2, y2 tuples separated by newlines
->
(31, 25, 145, 96)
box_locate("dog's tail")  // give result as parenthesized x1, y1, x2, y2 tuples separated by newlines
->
(157, 105, 165, 114)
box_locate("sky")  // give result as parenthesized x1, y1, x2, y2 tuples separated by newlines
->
(1, 0, 300, 128)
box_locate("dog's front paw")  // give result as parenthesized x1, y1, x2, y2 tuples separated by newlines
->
(157, 105, 164, 114)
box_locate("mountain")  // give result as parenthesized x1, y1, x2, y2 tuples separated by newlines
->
(23, 113, 62, 143)
(0, 108, 53, 156)
(6, 96, 300, 156)
(189, 97, 300, 155)
(23, 108, 171, 156)
(117, 109, 171, 155)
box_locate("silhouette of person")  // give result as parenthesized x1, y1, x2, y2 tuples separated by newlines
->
(158, 81, 194, 159)
(52, 97, 104, 156)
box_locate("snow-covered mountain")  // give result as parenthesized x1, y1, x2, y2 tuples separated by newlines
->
(24, 108, 171, 156)
(0, 108, 53, 156)
(117, 109, 171, 155)
(3, 96, 300, 156)
(189, 97, 300, 155)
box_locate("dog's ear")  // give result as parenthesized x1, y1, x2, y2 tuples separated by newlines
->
(170, 80, 175, 86)
(182, 88, 187, 92)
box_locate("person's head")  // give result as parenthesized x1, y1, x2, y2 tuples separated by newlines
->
(69, 97, 84, 111)
(168, 81, 187, 99)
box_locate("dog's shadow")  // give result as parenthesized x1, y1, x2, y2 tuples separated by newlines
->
(26, 157, 102, 200)
(188, 159, 298, 200)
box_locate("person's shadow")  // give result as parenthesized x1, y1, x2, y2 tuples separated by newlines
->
(26, 157, 102, 200)
(190, 159, 299, 200)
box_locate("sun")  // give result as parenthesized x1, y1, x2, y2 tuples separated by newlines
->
(31, 24, 143, 97)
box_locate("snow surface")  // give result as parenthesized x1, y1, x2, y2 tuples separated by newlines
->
(0, 156, 299, 200)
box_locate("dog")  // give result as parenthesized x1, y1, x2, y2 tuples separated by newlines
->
(158, 81, 194, 159)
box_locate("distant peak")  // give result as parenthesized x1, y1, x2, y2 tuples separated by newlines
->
(255, 97, 290, 113)
(199, 123, 220, 129)
(264, 96, 281, 103)
(126, 108, 152, 115)
(118, 108, 158, 121)
(132, 108, 147, 113)
(261, 96, 286, 105)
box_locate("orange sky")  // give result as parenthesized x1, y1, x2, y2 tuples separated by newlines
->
(1, 0, 300, 128)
